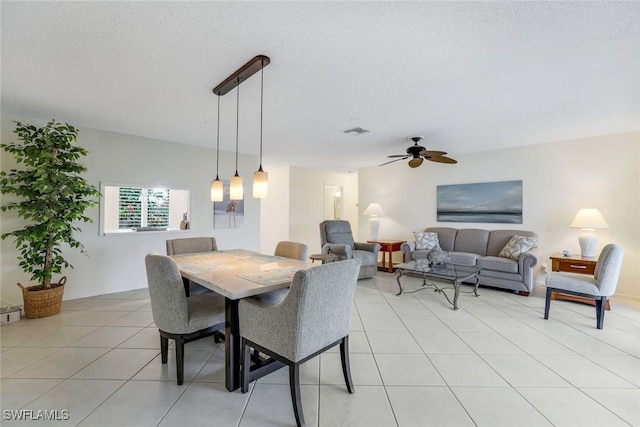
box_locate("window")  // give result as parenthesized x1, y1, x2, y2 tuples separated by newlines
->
(100, 183, 190, 235)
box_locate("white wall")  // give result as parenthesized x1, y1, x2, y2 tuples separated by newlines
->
(358, 132, 640, 302)
(1, 116, 261, 303)
(260, 166, 358, 256)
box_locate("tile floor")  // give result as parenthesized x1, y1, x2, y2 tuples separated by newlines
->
(1, 272, 639, 426)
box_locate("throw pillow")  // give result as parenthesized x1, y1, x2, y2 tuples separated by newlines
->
(499, 235, 537, 260)
(414, 231, 439, 250)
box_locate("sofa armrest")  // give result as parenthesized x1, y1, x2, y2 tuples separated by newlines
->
(401, 241, 416, 262)
(322, 243, 353, 259)
(354, 242, 381, 256)
(518, 247, 540, 288)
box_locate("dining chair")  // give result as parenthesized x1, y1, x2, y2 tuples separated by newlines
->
(274, 241, 309, 261)
(545, 243, 624, 329)
(166, 237, 218, 296)
(319, 220, 380, 279)
(238, 259, 361, 427)
(145, 253, 226, 385)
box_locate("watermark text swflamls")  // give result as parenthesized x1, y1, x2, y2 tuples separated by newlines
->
(3, 409, 70, 421)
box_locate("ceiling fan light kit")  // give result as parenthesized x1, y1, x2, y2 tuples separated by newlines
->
(380, 136, 457, 168)
(212, 55, 270, 200)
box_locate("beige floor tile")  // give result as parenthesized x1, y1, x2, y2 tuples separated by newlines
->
(386, 386, 475, 426)
(517, 387, 630, 427)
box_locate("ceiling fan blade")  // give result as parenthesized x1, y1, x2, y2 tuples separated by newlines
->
(419, 150, 447, 157)
(387, 154, 408, 158)
(408, 157, 424, 168)
(379, 157, 408, 166)
(427, 155, 457, 164)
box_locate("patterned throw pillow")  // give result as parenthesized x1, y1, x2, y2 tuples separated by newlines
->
(499, 235, 537, 260)
(414, 231, 440, 250)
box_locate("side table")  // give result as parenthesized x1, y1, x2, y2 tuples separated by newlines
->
(367, 239, 405, 273)
(549, 252, 610, 310)
(309, 253, 339, 264)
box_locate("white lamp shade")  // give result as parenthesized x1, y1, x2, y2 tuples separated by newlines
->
(363, 203, 385, 217)
(253, 169, 268, 198)
(229, 174, 243, 200)
(210, 178, 224, 202)
(570, 208, 609, 230)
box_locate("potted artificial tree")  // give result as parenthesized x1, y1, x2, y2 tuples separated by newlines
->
(0, 120, 101, 318)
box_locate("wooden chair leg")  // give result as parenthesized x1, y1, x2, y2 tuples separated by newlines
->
(595, 297, 607, 329)
(544, 287, 553, 320)
(289, 363, 305, 427)
(340, 336, 355, 394)
(176, 337, 185, 385)
(241, 338, 252, 394)
(160, 335, 169, 364)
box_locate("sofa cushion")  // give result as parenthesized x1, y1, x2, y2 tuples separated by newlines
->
(425, 227, 457, 252)
(454, 229, 490, 256)
(477, 256, 519, 274)
(414, 231, 439, 250)
(499, 235, 537, 260)
(450, 252, 480, 266)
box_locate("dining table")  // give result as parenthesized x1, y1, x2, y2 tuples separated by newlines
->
(169, 249, 313, 392)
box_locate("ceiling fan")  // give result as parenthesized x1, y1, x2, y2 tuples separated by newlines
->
(380, 136, 457, 168)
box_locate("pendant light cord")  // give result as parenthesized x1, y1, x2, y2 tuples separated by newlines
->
(235, 77, 240, 174)
(215, 95, 220, 179)
(259, 59, 264, 170)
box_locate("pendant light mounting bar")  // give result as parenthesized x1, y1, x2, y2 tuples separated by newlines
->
(213, 55, 270, 96)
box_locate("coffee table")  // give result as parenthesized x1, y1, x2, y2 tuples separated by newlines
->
(394, 260, 483, 310)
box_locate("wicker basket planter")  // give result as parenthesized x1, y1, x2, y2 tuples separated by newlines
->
(18, 277, 66, 319)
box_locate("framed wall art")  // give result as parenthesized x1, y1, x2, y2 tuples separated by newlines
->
(213, 180, 244, 229)
(437, 180, 523, 224)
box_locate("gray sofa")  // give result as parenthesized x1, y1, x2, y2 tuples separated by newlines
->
(401, 227, 540, 295)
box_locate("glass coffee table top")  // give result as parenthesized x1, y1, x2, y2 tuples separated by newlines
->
(393, 260, 483, 310)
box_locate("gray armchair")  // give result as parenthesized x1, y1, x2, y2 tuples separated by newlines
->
(319, 220, 380, 279)
(238, 259, 361, 427)
(166, 237, 218, 296)
(144, 253, 226, 385)
(545, 244, 624, 329)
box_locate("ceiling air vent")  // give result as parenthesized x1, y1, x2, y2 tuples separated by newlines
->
(343, 127, 370, 135)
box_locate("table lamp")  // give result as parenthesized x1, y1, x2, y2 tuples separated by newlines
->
(570, 208, 608, 258)
(363, 203, 385, 241)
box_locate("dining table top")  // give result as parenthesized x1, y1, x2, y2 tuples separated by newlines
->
(169, 249, 314, 300)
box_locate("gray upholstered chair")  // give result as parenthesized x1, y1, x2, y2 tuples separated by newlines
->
(145, 253, 226, 385)
(238, 259, 361, 427)
(166, 237, 218, 296)
(274, 241, 309, 261)
(319, 220, 380, 279)
(545, 244, 624, 329)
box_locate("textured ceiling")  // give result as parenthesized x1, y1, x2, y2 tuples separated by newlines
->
(2, 1, 639, 172)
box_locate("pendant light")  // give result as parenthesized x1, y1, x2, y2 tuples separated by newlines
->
(253, 59, 268, 198)
(229, 77, 243, 200)
(210, 95, 224, 202)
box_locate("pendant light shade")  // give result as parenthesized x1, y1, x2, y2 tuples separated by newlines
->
(211, 96, 224, 202)
(230, 173, 243, 200)
(210, 179, 223, 202)
(253, 167, 268, 198)
(253, 59, 268, 198)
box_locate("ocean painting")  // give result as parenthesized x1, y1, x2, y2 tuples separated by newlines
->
(437, 180, 523, 224)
